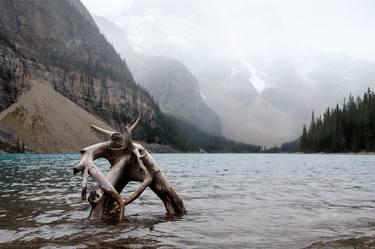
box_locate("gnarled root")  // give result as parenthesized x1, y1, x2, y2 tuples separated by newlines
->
(73, 142, 125, 222)
(86, 144, 186, 220)
(75, 121, 186, 221)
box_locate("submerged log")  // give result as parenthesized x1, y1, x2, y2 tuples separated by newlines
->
(74, 119, 186, 221)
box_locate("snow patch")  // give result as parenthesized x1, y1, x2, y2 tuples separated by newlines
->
(243, 61, 267, 93)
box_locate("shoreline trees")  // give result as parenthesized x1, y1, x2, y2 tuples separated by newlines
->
(301, 88, 375, 153)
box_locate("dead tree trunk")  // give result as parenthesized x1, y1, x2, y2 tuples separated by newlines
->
(73, 119, 186, 221)
(79, 141, 186, 220)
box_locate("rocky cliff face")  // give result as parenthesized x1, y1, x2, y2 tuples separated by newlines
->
(94, 16, 222, 135)
(133, 56, 222, 134)
(0, 0, 164, 152)
(0, 36, 118, 152)
(0, 38, 24, 112)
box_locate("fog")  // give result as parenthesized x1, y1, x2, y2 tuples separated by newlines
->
(82, 0, 375, 61)
(82, 0, 375, 146)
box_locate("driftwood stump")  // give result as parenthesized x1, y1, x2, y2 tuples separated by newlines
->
(73, 121, 186, 221)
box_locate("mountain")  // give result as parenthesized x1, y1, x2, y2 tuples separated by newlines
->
(0, 0, 162, 142)
(0, 78, 114, 153)
(0, 0, 258, 152)
(111, 0, 375, 146)
(0, 32, 116, 152)
(194, 58, 300, 145)
(94, 16, 222, 136)
(131, 56, 223, 135)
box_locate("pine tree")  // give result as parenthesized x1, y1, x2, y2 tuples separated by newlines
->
(16, 138, 20, 153)
(301, 88, 375, 153)
(301, 125, 308, 152)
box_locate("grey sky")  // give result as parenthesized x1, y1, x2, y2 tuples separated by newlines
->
(82, 0, 375, 61)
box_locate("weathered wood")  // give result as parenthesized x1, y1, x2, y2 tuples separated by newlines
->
(74, 120, 186, 222)
(87, 142, 186, 220)
(73, 142, 125, 222)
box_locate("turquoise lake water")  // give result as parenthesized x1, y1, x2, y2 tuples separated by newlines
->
(1, 153, 375, 248)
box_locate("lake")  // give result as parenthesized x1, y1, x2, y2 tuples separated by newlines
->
(1, 153, 375, 248)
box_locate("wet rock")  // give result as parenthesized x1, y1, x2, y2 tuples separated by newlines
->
(304, 237, 375, 249)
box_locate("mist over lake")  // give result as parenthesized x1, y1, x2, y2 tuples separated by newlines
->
(1, 153, 375, 249)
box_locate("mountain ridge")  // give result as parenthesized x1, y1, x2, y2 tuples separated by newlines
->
(0, 0, 259, 152)
(94, 16, 222, 136)
(0, 0, 161, 143)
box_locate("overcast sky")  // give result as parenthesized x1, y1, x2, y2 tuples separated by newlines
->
(82, 0, 375, 61)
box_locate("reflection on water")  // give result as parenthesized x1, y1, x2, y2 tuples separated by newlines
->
(1, 153, 375, 248)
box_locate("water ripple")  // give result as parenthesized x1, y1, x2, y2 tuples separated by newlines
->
(1, 153, 375, 248)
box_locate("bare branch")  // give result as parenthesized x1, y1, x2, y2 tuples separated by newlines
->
(128, 117, 141, 134)
(73, 147, 125, 222)
(91, 124, 116, 137)
(81, 167, 89, 200)
(123, 154, 152, 205)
